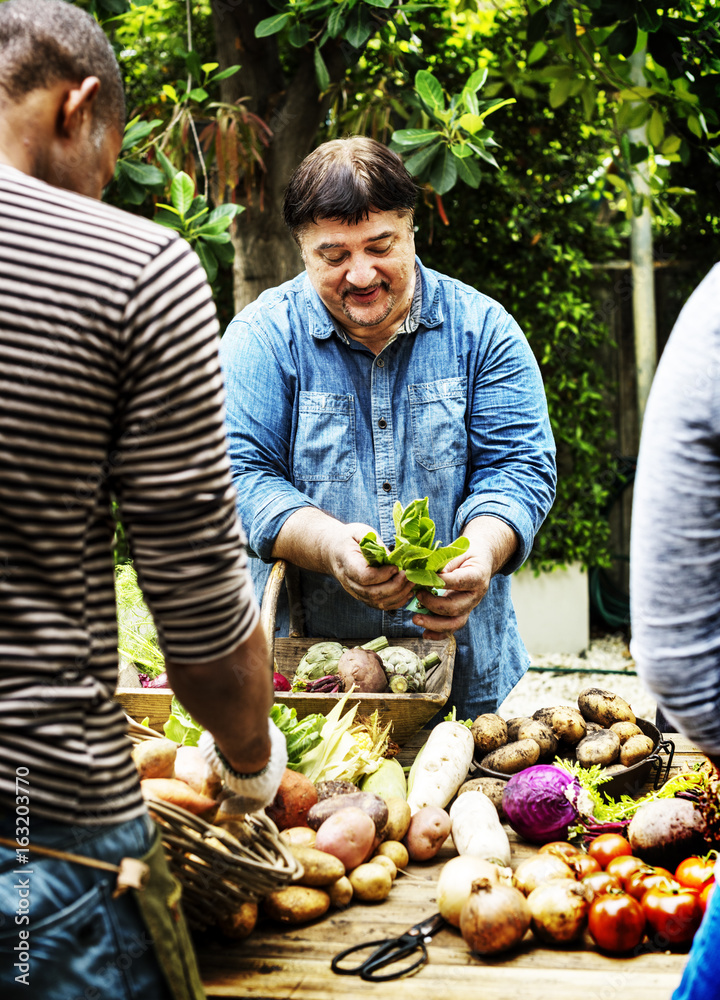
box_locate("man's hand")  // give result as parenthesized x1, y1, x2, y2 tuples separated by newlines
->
(411, 516, 518, 640)
(327, 522, 415, 611)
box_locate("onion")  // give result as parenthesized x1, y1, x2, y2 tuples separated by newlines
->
(502, 765, 585, 845)
(139, 671, 169, 688)
(527, 879, 589, 944)
(273, 672, 292, 691)
(512, 853, 576, 896)
(459, 878, 531, 955)
(437, 856, 511, 928)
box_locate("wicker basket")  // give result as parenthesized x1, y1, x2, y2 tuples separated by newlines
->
(261, 560, 456, 745)
(126, 719, 302, 932)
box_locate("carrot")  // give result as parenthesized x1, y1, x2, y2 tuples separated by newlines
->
(141, 778, 218, 816)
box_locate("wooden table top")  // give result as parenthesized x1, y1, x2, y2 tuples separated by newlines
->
(196, 733, 706, 1000)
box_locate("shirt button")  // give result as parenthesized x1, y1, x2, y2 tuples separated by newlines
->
(378, 418, 387, 429)
(382, 482, 392, 492)
(377, 358, 385, 368)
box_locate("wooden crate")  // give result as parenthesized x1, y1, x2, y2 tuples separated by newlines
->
(273, 635, 455, 745)
(114, 636, 455, 746)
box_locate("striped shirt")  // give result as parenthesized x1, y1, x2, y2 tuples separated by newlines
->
(0, 164, 258, 825)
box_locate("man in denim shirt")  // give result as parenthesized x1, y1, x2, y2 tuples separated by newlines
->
(220, 137, 556, 720)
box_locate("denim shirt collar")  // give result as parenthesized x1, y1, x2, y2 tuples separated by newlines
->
(304, 255, 444, 341)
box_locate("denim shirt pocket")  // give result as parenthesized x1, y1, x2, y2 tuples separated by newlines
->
(294, 391, 356, 482)
(408, 376, 468, 470)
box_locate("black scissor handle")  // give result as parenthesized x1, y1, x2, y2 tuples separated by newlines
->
(331, 937, 428, 982)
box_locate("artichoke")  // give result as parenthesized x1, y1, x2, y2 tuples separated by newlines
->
(294, 641, 346, 689)
(379, 646, 426, 693)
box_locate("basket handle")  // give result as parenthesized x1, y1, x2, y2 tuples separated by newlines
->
(259, 559, 306, 651)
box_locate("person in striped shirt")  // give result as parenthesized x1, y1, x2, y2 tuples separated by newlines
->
(0, 2, 284, 998)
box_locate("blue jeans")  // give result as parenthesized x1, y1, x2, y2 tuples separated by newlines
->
(673, 879, 720, 1000)
(0, 810, 174, 1000)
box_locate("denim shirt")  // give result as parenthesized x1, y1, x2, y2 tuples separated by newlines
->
(220, 257, 556, 719)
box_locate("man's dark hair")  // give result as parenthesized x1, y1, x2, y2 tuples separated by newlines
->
(283, 136, 418, 242)
(0, 0, 125, 134)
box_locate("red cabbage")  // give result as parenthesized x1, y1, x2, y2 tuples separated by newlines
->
(502, 765, 583, 844)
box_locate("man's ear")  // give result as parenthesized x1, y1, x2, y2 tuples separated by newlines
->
(58, 76, 101, 138)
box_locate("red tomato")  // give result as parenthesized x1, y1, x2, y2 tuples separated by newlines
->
(675, 854, 717, 892)
(572, 853, 602, 879)
(642, 884, 702, 946)
(582, 870, 623, 902)
(699, 881, 716, 915)
(588, 890, 646, 953)
(605, 854, 648, 887)
(587, 833, 632, 870)
(626, 868, 678, 902)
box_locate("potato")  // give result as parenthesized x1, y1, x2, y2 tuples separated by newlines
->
(279, 826, 316, 848)
(263, 885, 330, 924)
(575, 730, 621, 768)
(382, 797, 411, 843)
(371, 854, 397, 880)
(480, 739, 540, 775)
(578, 687, 635, 727)
(307, 791, 388, 834)
(215, 797, 251, 827)
(585, 722, 604, 733)
(550, 707, 587, 746)
(314, 807, 376, 871)
(173, 745, 222, 798)
(141, 778, 217, 817)
(531, 707, 557, 727)
(603, 763, 628, 776)
(505, 717, 532, 742)
(516, 719, 558, 760)
(216, 901, 258, 940)
(348, 863, 393, 902)
(376, 840, 409, 870)
(619, 734, 655, 767)
(289, 845, 345, 886)
(470, 714, 508, 755)
(131, 738, 177, 780)
(457, 777, 506, 818)
(610, 721, 643, 744)
(328, 875, 353, 908)
(266, 769, 318, 831)
(403, 805, 451, 862)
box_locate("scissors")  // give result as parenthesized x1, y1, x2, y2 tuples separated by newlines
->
(330, 912, 445, 982)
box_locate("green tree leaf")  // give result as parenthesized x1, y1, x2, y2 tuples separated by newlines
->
(428, 146, 457, 195)
(392, 128, 440, 148)
(254, 13, 291, 38)
(403, 141, 442, 176)
(195, 240, 219, 284)
(648, 109, 665, 147)
(314, 46, 330, 91)
(170, 172, 195, 217)
(549, 77, 571, 108)
(415, 70, 445, 113)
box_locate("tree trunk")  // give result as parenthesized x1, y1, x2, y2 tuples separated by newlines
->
(210, 0, 347, 313)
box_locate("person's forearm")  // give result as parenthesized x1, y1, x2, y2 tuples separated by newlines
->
(164, 620, 273, 774)
(271, 507, 346, 574)
(463, 515, 518, 575)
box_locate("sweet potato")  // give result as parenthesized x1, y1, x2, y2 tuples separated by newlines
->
(173, 744, 222, 798)
(307, 791, 388, 834)
(480, 739, 540, 775)
(141, 778, 218, 816)
(265, 769, 318, 830)
(471, 714, 508, 755)
(131, 738, 177, 780)
(578, 687, 635, 727)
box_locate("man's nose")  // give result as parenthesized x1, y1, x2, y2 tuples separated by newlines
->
(345, 255, 377, 288)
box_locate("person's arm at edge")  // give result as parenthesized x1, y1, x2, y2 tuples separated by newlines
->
(164, 620, 272, 774)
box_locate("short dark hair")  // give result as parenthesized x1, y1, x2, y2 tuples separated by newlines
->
(283, 137, 417, 241)
(0, 0, 125, 134)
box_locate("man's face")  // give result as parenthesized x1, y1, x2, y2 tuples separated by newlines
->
(299, 210, 416, 343)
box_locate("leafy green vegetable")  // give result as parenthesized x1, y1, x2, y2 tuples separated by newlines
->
(115, 563, 165, 675)
(163, 696, 204, 746)
(360, 497, 469, 590)
(270, 703, 324, 768)
(294, 690, 388, 784)
(443, 705, 473, 727)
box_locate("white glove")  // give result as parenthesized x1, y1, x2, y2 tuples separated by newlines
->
(199, 719, 287, 813)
